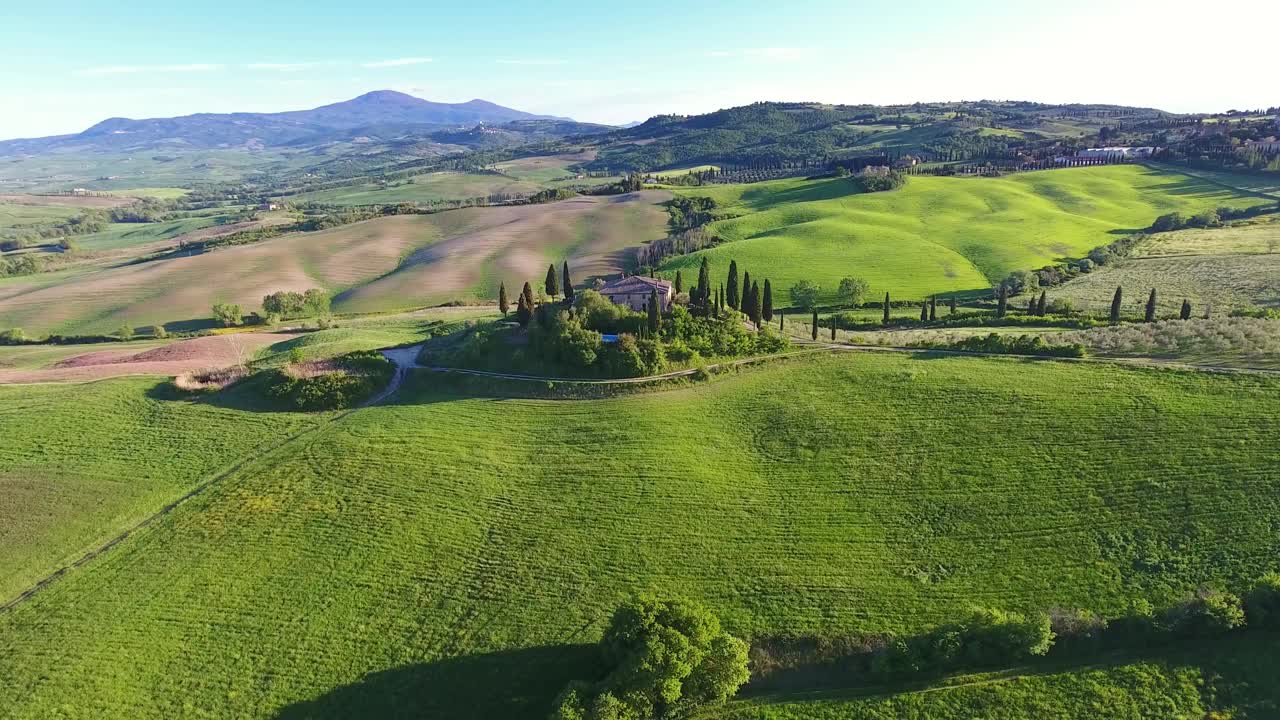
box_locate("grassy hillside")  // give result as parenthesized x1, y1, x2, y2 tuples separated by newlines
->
(0, 192, 667, 335)
(2, 352, 1278, 718)
(0, 378, 322, 601)
(1054, 216, 1280, 314)
(658, 165, 1271, 305)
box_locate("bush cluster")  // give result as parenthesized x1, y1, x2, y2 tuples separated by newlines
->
(913, 332, 1088, 358)
(550, 596, 750, 720)
(263, 350, 392, 411)
(871, 608, 1053, 677)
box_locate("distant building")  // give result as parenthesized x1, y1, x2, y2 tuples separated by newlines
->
(1077, 147, 1156, 159)
(598, 275, 674, 312)
(258, 202, 279, 211)
(71, 188, 89, 195)
(1243, 138, 1280, 153)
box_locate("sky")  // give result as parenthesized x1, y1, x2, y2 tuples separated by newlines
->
(1, 0, 1274, 140)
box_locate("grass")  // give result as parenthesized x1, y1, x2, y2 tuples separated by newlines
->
(1, 352, 1279, 718)
(657, 165, 1272, 305)
(1054, 317, 1280, 370)
(76, 215, 228, 251)
(1055, 217, 1280, 314)
(0, 378, 323, 602)
(292, 171, 547, 205)
(102, 187, 191, 200)
(706, 633, 1279, 719)
(0, 200, 81, 230)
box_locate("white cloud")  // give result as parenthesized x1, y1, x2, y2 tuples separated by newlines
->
(79, 63, 225, 76)
(362, 57, 433, 68)
(495, 59, 568, 66)
(246, 62, 328, 72)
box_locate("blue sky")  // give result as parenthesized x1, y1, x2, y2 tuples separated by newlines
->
(1, 0, 1272, 140)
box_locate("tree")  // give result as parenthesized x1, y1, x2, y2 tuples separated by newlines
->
(920, 302, 929, 322)
(1110, 286, 1123, 323)
(996, 285, 1008, 318)
(697, 257, 712, 316)
(212, 302, 243, 327)
(1180, 298, 1192, 320)
(516, 282, 534, 326)
(150, 325, 167, 339)
(499, 282, 509, 317)
(117, 324, 134, 341)
(837, 277, 870, 307)
(811, 309, 819, 340)
(883, 292, 891, 325)
(545, 264, 560, 299)
(929, 295, 937, 321)
(303, 288, 330, 317)
(741, 271, 751, 309)
(949, 296, 957, 315)
(778, 309, 784, 332)
(762, 279, 774, 321)
(1145, 288, 1158, 323)
(562, 261, 574, 302)
(1036, 291, 1047, 316)
(647, 289, 661, 333)
(830, 316, 836, 341)
(749, 281, 763, 326)
(789, 280, 821, 311)
(674, 270, 683, 294)
(727, 259, 740, 309)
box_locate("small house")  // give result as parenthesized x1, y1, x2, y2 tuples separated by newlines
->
(598, 275, 674, 312)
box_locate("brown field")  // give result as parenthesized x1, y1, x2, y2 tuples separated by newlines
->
(0, 333, 292, 384)
(0, 191, 670, 334)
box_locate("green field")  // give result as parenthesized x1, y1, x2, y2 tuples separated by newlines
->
(75, 215, 229, 251)
(2, 352, 1278, 718)
(0, 200, 82, 230)
(658, 165, 1272, 306)
(1055, 217, 1280, 314)
(292, 171, 548, 205)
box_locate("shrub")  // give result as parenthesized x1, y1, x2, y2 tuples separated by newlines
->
(788, 280, 821, 311)
(263, 350, 393, 411)
(212, 302, 243, 327)
(1164, 589, 1246, 635)
(998, 270, 1039, 295)
(0, 328, 27, 345)
(116, 324, 135, 341)
(1244, 573, 1280, 627)
(150, 325, 168, 339)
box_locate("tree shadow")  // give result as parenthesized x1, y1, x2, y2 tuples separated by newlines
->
(272, 643, 599, 720)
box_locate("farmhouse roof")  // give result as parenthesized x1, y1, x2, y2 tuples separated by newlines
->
(599, 275, 673, 294)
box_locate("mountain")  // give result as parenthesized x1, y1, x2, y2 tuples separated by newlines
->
(0, 91, 572, 154)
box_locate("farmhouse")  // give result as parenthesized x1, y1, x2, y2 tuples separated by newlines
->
(599, 275, 673, 312)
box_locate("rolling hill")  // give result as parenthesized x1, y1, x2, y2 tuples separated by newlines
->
(657, 164, 1274, 304)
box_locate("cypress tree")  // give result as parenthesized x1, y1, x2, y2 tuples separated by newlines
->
(1037, 290, 1047, 316)
(562, 261, 574, 302)
(741, 270, 751, 311)
(545, 264, 559, 298)
(1145, 288, 1158, 322)
(996, 285, 1008, 318)
(779, 309, 785, 331)
(516, 282, 534, 326)
(929, 295, 937, 321)
(811, 309, 819, 340)
(831, 316, 837, 341)
(674, 269, 683, 294)
(648, 289, 661, 333)
(727, 260, 740, 309)
(949, 295, 957, 315)
(498, 281, 509, 317)
(1110, 286, 1123, 323)
(697, 257, 711, 316)
(920, 301, 929, 322)
(750, 281, 763, 326)
(1180, 298, 1192, 320)
(883, 292, 891, 325)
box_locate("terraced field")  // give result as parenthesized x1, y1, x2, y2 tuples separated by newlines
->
(0, 192, 667, 335)
(658, 165, 1272, 305)
(2, 352, 1278, 719)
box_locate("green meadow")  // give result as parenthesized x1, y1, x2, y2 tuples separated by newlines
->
(2, 352, 1278, 718)
(658, 165, 1271, 306)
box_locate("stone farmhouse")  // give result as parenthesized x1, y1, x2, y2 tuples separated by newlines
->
(598, 275, 674, 312)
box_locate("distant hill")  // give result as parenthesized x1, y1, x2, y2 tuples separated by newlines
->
(0, 91, 575, 154)
(579, 100, 1176, 172)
